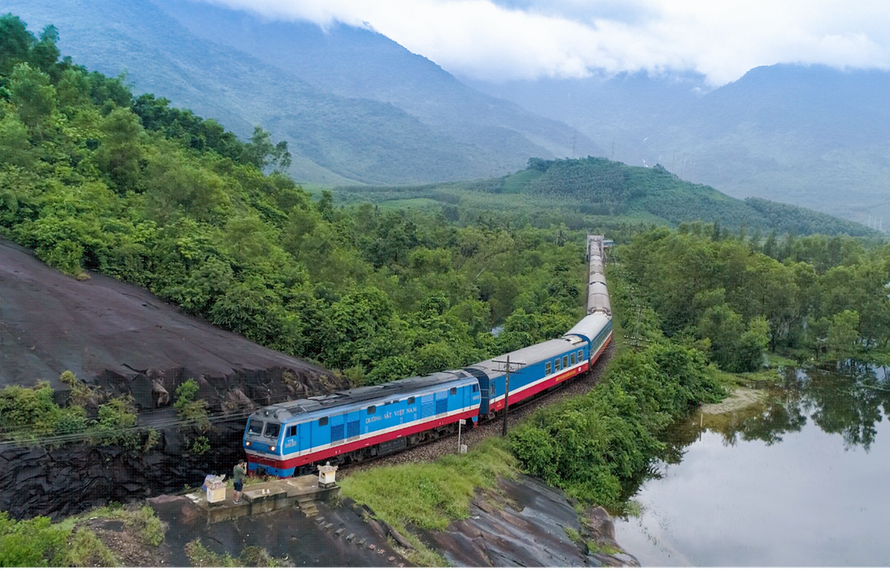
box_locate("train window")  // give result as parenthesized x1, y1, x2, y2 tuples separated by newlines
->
(472, 385, 479, 392)
(555, 359, 561, 371)
(545, 361, 552, 375)
(578, 350, 584, 361)
(408, 397, 415, 405)
(319, 417, 328, 427)
(264, 423, 280, 438)
(247, 419, 263, 435)
(288, 426, 297, 437)
(450, 387, 457, 395)
(563, 355, 569, 368)
(368, 405, 376, 414)
(571, 352, 577, 365)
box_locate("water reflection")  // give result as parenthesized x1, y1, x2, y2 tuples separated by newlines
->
(615, 364, 890, 566)
(686, 364, 890, 452)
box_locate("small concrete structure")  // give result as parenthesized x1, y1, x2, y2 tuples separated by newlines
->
(186, 475, 340, 525)
(203, 474, 227, 504)
(318, 462, 338, 489)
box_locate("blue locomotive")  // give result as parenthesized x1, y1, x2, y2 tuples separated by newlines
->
(244, 236, 612, 476)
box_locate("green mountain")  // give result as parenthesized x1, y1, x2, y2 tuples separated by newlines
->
(149, 0, 602, 163)
(336, 157, 878, 238)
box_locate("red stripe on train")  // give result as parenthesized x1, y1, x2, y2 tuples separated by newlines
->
(488, 363, 587, 412)
(248, 408, 478, 470)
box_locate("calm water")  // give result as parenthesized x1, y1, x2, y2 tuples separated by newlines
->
(614, 364, 890, 566)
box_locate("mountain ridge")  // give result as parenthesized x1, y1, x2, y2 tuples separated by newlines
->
(3, 0, 599, 185)
(465, 64, 890, 226)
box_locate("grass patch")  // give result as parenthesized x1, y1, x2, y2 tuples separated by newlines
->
(185, 539, 284, 567)
(564, 526, 581, 543)
(766, 353, 797, 367)
(586, 540, 620, 555)
(340, 438, 516, 566)
(185, 539, 238, 567)
(63, 527, 120, 567)
(736, 368, 783, 384)
(227, 474, 266, 488)
(708, 364, 782, 388)
(340, 438, 516, 530)
(75, 504, 166, 546)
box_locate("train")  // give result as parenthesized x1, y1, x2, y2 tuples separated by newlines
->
(243, 236, 613, 477)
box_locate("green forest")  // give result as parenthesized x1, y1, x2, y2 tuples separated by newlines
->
(0, 14, 591, 389)
(618, 226, 890, 365)
(507, 223, 890, 512)
(334, 156, 878, 238)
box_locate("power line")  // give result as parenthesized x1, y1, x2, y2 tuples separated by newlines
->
(0, 392, 304, 447)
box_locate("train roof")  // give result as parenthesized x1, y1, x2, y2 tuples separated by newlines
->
(565, 312, 611, 341)
(250, 369, 476, 422)
(466, 337, 582, 378)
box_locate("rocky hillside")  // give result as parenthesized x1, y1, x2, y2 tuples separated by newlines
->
(0, 238, 348, 518)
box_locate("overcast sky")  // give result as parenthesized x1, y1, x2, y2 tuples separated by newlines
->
(203, 0, 890, 86)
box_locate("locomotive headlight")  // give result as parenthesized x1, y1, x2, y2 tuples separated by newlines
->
(245, 441, 251, 447)
(270, 446, 276, 452)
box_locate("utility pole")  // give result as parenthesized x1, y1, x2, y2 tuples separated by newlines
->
(493, 355, 525, 437)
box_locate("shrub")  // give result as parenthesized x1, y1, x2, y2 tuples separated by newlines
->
(0, 512, 69, 566)
(174, 379, 210, 431)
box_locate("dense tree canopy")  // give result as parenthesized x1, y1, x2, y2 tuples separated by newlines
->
(0, 14, 589, 387)
(616, 226, 890, 366)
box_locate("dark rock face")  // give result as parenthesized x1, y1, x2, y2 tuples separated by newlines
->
(419, 474, 640, 567)
(0, 239, 348, 519)
(148, 494, 410, 567)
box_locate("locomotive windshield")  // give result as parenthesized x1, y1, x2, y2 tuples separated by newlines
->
(247, 419, 264, 435)
(264, 422, 280, 438)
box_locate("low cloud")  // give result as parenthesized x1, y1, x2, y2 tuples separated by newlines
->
(201, 0, 890, 86)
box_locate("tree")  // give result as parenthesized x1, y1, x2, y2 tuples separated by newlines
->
(8, 63, 56, 136)
(0, 15, 34, 77)
(28, 25, 60, 77)
(699, 303, 746, 371)
(827, 310, 860, 358)
(241, 125, 291, 172)
(0, 111, 34, 168)
(0, 512, 69, 566)
(93, 108, 145, 192)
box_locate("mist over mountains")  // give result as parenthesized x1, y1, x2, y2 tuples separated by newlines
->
(3, 0, 600, 186)
(465, 65, 890, 227)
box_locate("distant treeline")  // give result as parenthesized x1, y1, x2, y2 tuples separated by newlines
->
(338, 156, 878, 240)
